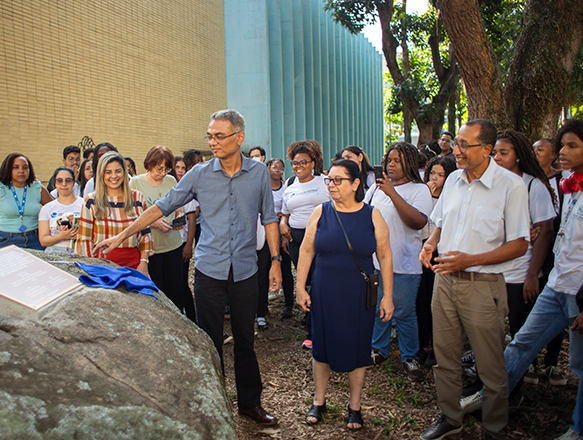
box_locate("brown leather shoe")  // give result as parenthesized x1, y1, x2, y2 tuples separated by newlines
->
(239, 406, 278, 425)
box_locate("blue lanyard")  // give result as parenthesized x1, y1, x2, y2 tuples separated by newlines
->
(10, 182, 28, 232)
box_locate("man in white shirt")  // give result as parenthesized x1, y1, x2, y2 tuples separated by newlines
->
(419, 119, 530, 440)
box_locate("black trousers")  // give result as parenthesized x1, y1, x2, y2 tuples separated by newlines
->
(179, 242, 196, 323)
(281, 246, 294, 308)
(194, 267, 262, 409)
(149, 246, 184, 312)
(289, 227, 314, 339)
(256, 242, 270, 318)
(417, 254, 437, 350)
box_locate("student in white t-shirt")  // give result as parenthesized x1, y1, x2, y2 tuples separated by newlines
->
(280, 140, 331, 349)
(364, 142, 433, 381)
(39, 167, 84, 253)
(493, 129, 560, 384)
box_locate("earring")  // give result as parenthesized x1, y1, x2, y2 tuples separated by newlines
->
(516, 159, 520, 162)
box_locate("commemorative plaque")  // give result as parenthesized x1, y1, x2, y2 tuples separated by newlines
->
(0, 245, 81, 319)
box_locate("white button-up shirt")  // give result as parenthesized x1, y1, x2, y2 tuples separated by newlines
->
(431, 158, 530, 274)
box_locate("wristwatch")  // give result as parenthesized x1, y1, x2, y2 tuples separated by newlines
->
(270, 255, 282, 262)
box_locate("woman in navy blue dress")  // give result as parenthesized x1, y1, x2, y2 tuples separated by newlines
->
(296, 159, 394, 430)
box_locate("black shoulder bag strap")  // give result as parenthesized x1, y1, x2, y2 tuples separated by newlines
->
(331, 202, 369, 283)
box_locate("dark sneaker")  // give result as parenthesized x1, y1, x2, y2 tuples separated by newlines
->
(462, 378, 483, 398)
(461, 349, 475, 367)
(420, 415, 462, 440)
(369, 349, 387, 366)
(403, 359, 423, 381)
(424, 350, 437, 367)
(281, 305, 293, 319)
(523, 364, 539, 385)
(545, 366, 567, 386)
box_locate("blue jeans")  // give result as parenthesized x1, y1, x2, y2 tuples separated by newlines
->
(505, 285, 582, 433)
(372, 273, 421, 361)
(0, 229, 44, 251)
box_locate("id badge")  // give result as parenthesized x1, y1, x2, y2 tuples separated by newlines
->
(553, 229, 564, 255)
(19, 224, 27, 232)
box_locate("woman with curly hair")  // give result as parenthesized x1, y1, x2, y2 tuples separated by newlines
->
(280, 140, 330, 348)
(0, 153, 52, 250)
(493, 129, 563, 386)
(341, 145, 376, 190)
(364, 142, 433, 381)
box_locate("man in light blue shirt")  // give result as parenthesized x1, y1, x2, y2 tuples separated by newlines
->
(95, 109, 282, 426)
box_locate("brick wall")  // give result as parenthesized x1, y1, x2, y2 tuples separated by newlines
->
(0, 0, 226, 181)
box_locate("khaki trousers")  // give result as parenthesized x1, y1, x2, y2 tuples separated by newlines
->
(432, 273, 509, 438)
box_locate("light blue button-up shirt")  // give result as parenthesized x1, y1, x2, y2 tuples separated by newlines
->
(156, 154, 277, 281)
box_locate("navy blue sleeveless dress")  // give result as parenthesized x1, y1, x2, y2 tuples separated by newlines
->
(311, 201, 377, 372)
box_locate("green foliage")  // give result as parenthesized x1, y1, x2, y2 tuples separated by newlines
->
(480, 0, 525, 79)
(323, 0, 379, 34)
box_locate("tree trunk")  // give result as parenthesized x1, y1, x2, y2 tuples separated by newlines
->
(504, 0, 583, 140)
(448, 93, 456, 134)
(437, 0, 506, 126)
(379, 0, 459, 146)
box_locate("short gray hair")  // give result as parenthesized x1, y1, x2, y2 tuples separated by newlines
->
(210, 109, 245, 133)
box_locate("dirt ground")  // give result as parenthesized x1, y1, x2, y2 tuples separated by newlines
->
(220, 294, 577, 440)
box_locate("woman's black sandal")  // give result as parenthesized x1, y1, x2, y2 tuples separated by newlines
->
(346, 405, 364, 430)
(305, 402, 327, 425)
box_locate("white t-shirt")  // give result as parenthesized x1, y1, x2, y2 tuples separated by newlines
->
(365, 181, 433, 274)
(365, 171, 376, 190)
(548, 191, 583, 295)
(282, 175, 331, 229)
(431, 159, 530, 274)
(180, 198, 199, 243)
(504, 174, 556, 283)
(38, 197, 84, 249)
(421, 196, 440, 241)
(272, 182, 285, 213)
(50, 182, 80, 198)
(83, 177, 94, 198)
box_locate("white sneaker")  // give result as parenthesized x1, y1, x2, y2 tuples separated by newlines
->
(460, 391, 482, 414)
(555, 429, 583, 440)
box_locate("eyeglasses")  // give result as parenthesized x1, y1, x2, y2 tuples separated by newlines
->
(66, 157, 81, 163)
(453, 139, 484, 153)
(204, 131, 241, 143)
(324, 176, 353, 186)
(270, 166, 284, 172)
(153, 166, 172, 174)
(291, 159, 312, 167)
(55, 178, 74, 184)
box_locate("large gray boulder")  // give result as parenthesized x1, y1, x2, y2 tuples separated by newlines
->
(0, 251, 236, 440)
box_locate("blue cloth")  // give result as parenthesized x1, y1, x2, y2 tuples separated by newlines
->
(504, 285, 582, 433)
(76, 262, 159, 298)
(156, 154, 277, 282)
(311, 202, 377, 372)
(373, 273, 422, 361)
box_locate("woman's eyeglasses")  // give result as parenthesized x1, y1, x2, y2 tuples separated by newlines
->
(291, 159, 312, 167)
(324, 176, 352, 186)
